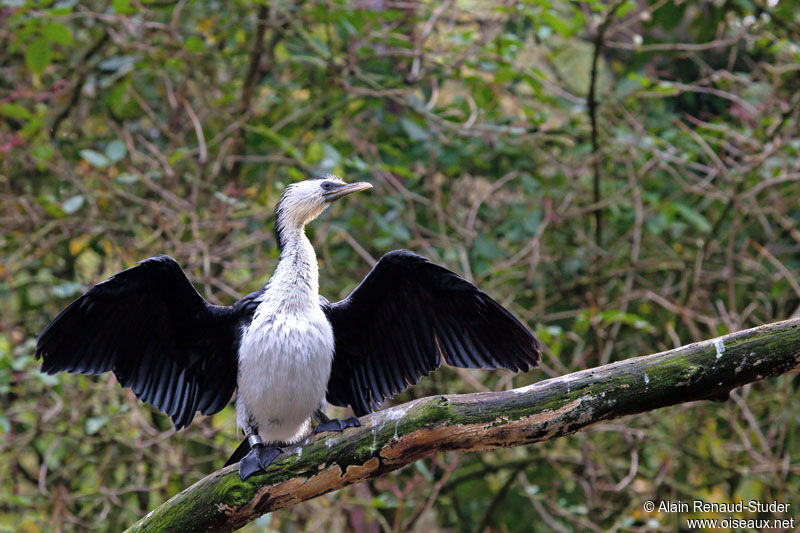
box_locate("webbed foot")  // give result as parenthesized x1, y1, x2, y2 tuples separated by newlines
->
(239, 443, 285, 480)
(312, 416, 361, 435)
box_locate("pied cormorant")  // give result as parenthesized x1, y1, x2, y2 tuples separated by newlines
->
(36, 176, 541, 479)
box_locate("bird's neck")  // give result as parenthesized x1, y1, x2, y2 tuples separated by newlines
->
(266, 225, 319, 311)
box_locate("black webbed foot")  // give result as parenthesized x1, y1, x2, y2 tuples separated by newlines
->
(312, 416, 361, 435)
(238, 444, 285, 480)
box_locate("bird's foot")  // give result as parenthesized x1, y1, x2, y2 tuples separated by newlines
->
(312, 416, 361, 435)
(239, 441, 285, 480)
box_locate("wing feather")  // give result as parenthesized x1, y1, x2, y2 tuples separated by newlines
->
(36, 255, 261, 430)
(324, 250, 542, 416)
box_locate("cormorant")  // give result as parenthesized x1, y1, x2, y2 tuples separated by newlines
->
(36, 176, 542, 480)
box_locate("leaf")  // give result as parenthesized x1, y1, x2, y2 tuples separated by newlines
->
(0, 103, 32, 120)
(36, 373, 60, 385)
(115, 173, 139, 184)
(51, 281, 83, 298)
(106, 80, 140, 119)
(80, 149, 110, 168)
(599, 310, 653, 331)
(25, 37, 52, 75)
(400, 116, 428, 141)
(541, 11, 572, 37)
(62, 195, 85, 214)
(43, 23, 73, 45)
(494, 66, 517, 84)
(184, 36, 204, 53)
(615, 0, 637, 18)
(32, 141, 55, 170)
(23, 115, 45, 138)
(112, 0, 136, 14)
(673, 204, 711, 232)
(474, 235, 504, 260)
(652, 1, 687, 31)
(318, 142, 341, 173)
(105, 140, 127, 162)
(98, 55, 135, 73)
(37, 195, 66, 218)
(245, 124, 305, 164)
(85, 416, 108, 435)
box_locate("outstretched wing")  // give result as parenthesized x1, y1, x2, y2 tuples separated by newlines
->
(323, 250, 541, 416)
(36, 255, 261, 429)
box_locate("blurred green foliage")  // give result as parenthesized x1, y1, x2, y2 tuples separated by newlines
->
(1, 0, 799, 531)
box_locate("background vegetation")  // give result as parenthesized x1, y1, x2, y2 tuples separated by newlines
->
(1, 0, 799, 531)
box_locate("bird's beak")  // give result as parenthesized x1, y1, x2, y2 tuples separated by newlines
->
(323, 181, 373, 202)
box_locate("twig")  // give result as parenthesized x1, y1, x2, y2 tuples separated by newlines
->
(50, 30, 110, 139)
(180, 95, 207, 164)
(227, 4, 289, 180)
(588, 1, 626, 247)
(751, 240, 800, 299)
(477, 463, 526, 533)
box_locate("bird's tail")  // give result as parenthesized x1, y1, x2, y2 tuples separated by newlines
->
(224, 438, 251, 467)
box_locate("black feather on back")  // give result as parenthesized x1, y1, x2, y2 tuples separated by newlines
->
(36, 255, 261, 429)
(323, 250, 541, 416)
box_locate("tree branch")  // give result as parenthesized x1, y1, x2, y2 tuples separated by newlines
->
(126, 319, 800, 532)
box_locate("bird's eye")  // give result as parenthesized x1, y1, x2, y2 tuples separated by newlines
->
(321, 182, 334, 190)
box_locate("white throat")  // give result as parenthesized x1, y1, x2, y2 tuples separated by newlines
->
(264, 224, 319, 312)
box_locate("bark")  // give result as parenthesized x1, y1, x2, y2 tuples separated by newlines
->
(126, 318, 800, 532)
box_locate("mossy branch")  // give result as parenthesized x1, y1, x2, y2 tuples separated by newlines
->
(127, 319, 800, 532)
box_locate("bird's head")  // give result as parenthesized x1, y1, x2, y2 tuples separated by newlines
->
(274, 175, 372, 248)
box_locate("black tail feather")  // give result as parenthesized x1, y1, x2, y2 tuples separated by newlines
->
(224, 438, 251, 467)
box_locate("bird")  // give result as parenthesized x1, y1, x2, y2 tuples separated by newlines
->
(36, 176, 542, 480)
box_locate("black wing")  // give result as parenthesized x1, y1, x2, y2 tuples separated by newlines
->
(36, 255, 261, 429)
(323, 250, 541, 416)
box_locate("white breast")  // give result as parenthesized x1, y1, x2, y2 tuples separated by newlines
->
(236, 301, 334, 444)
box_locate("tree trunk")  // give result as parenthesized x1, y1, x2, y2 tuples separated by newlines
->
(126, 318, 800, 532)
